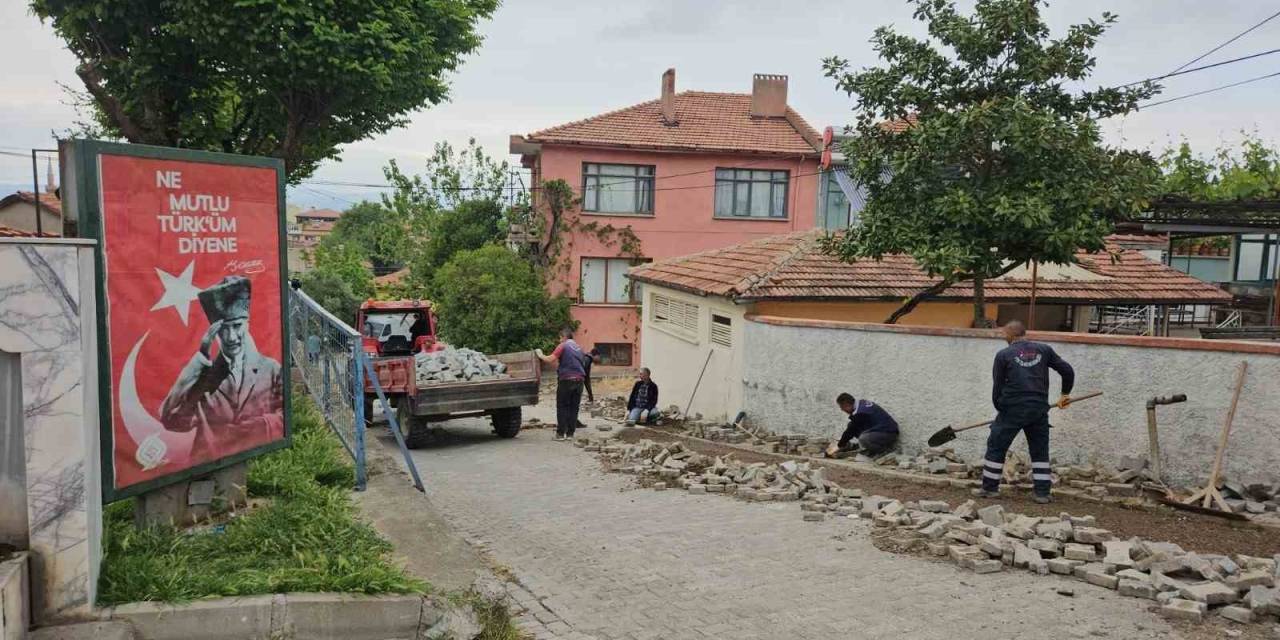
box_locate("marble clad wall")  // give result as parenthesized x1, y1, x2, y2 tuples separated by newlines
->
(0, 238, 101, 622)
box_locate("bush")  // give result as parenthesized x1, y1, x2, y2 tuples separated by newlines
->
(96, 394, 424, 604)
(430, 245, 572, 354)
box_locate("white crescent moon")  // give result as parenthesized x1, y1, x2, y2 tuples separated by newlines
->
(120, 331, 194, 465)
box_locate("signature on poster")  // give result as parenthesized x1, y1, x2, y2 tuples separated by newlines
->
(225, 258, 266, 274)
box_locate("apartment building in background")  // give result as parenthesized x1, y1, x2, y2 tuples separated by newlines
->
(510, 69, 826, 366)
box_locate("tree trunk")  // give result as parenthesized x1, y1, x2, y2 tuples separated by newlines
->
(883, 276, 956, 324)
(972, 276, 989, 328)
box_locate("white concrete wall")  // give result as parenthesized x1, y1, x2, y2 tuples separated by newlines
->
(742, 315, 1280, 487)
(0, 238, 101, 622)
(638, 285, 746, 423)
(0, 202, 60, 235)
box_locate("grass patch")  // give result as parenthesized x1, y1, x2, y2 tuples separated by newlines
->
(97, 393, 426, 604)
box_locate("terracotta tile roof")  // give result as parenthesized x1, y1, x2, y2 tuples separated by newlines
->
(0, 224, 55, 238)
(0, 191, 61, 216)
(629, 231, 1232, 305)
(1105, 232, 1169, 250)
(526, 91, 821, 155)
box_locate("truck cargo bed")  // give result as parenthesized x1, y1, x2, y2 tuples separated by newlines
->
(409, 350, 540, 417)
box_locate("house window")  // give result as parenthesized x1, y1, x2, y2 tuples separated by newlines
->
(710, 314, 732, 348)
(821, 170, 853, 229)
(651, 293, 699, 340)
(580, 258, 647, 304)
(583, 163, 655, 214)
(592, 343, 633, 367)
(714, 168, 789, 219)
(1234, 234, 1278, 281)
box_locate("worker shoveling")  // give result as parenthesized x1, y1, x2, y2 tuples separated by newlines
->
(928, 390, 1103, 447)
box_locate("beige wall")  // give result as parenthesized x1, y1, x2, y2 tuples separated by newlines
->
(753, 300, 997, 328)
(638, 285, 746, 422)
(0, 203, 60, 235)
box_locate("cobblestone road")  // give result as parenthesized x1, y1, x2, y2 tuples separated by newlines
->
(398, 419, 1183, 640)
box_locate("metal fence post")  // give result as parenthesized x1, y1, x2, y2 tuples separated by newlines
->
(351, 340, 367, 491)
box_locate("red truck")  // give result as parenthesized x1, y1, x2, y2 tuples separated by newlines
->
(357, 299, 540, 448)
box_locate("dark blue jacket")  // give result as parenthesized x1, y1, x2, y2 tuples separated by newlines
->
(627, 380, 659, 411)
(838, 399, 898, 447)
(992, 340, 1075, 416)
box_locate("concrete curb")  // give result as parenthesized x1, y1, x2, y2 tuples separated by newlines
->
(96, 592, 455, 640)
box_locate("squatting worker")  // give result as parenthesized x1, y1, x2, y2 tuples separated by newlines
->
(975, 320, 1074, 504)
(825, 393, 899, 462)
(536, 327, 588, 441)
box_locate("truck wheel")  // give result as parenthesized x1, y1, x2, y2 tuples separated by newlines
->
(491, 407, 522, 438)
(396, 402, 434, 449)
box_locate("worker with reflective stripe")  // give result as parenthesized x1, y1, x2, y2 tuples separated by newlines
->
(974, 320, 1074, 504)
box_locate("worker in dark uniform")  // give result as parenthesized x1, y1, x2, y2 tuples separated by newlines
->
(825, 393, 899, 462)
(975, 320, 1074, 503)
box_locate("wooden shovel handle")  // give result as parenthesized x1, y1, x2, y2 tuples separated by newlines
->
(953, 390, 1104, 434)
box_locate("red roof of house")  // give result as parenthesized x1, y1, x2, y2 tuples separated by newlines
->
(525, 91, 821, 155)
(628, 231, 1232, 305)
(0, 191, 61, 216)
(0, 224, 55, 238)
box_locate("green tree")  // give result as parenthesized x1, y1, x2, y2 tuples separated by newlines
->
(32, 0, 497, 181)
(822, 0, 1160, 325)
(1160, 134, 1280, 201)
(429, 245, 573, 353)
(412, 199, 505, 279)
(299, 241, 374, 321)
(324, 201, 410, 276)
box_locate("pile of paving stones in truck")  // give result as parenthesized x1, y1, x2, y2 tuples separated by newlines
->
(414, 348, 509, 385)
(585, 436, 1280, 628)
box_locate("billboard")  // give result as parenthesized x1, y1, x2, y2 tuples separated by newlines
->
(67, 141, 291, 502)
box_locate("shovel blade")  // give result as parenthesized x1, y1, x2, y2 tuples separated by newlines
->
(927, 426, 957, 447)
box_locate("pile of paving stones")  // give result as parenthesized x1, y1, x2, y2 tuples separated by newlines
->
(414, 348, 509, 385)
(591, 438, 842, 501)
(864, 498, 1280, 625)
(584, 435, 1280, 629)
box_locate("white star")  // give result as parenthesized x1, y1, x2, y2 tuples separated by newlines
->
(151, 261, 202, 325)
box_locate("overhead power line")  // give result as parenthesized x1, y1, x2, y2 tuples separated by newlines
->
(1119, 47, 1280, 88)
(1137, 69, 1280, 110)
(1169, 9, 1280, 74)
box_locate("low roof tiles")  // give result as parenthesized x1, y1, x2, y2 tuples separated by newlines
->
(628, 231, 1232, 305)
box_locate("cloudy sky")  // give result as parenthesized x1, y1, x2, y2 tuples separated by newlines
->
(2, 0, 1278, 209)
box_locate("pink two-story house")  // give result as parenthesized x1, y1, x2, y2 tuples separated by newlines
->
(510, 69, 823, 367)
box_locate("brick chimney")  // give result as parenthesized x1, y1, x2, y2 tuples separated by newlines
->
(661, 68, 677, 125)
(750, 73, 788, 118)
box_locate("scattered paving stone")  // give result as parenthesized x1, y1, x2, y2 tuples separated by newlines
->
(1160, 599, 1207, 622)
(1118, 579, 1158, 600)
(1246, 586, 1280, 616)
(1057, 587, 1075, 597)
(1064, 543, 1099, 562)
(1179, 581, 1239, 605)
(977, 504, 1005, 526)
(1074, 527, 1113, 544)
(1220, 606, 1255, 624)
(1102, 541, 1134, 568)
(687, 484, 707, 494)
(1036, 520, 1074, 542)
(972, 559, 1003, 574)
(1048, 558, 1084, 575)
(952, 500, 978, 519)
(1226, 570, 1275, 591)
(1083, 569, 1120, 590)
(918, 500, 950, 513)
(653, 482, 667, 491)
(803, 512, 825, 522)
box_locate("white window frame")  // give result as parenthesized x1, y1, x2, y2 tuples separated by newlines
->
(580, 257, 647, 304)
(650, 293, 700, 343)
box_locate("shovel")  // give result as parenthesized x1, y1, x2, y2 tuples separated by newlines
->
(926, 391, 1104, 447)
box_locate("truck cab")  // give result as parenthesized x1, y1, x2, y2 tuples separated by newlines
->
(356, 299, 445, 357)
